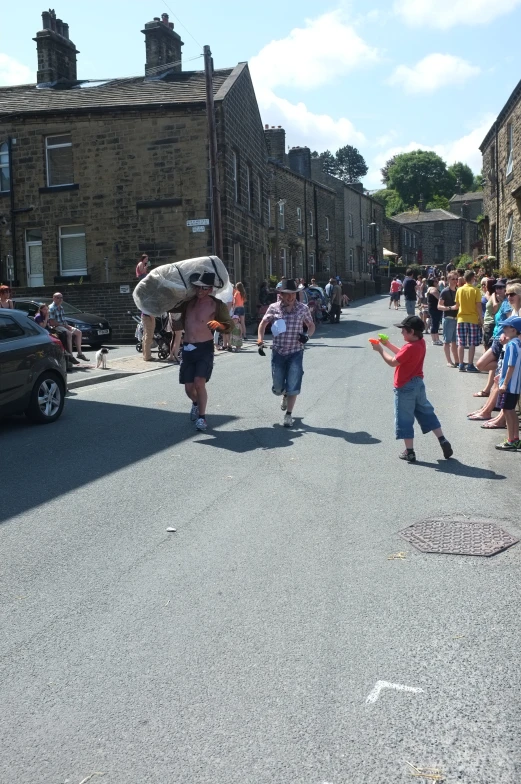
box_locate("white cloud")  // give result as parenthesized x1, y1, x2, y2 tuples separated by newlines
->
(388, 54, 480, 94)
(365, 114, 495, 189)
(0, 53, 32, 86)
(394, 0, 521, 28)
(249, 10, 380, 91)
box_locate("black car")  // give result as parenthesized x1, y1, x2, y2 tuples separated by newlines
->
(12, 297, 112, 348)
(0, 308, 67, 424)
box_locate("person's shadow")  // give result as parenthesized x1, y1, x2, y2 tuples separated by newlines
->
(413, 458, 506, 480)
(195, 417, 381, 454)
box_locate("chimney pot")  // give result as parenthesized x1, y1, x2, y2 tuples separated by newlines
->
(55, 18, 63, 36)
(143, 14, 184, 76)
(34, 12, 79, 85)
(264, 126, 286, 164)
(161, 13, 169, 24)
(153, 16, 160, 21)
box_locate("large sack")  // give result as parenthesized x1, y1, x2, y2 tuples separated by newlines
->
(133, 255, 232, 316)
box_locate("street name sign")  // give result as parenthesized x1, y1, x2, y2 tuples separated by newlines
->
(186, 219, 210, 227)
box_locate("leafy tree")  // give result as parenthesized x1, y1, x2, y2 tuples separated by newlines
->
(447, 162, 474, 194)
(387, 150, 452, 207)
(426, 195, 450, 211)
(335, 144, 368, 183)
(381, 155, 397, 186)
(372, 188, 406, 217)
(315, 150, 337, 176)
(472, 172, 484, 191)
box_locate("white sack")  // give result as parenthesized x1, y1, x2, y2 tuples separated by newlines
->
(133, 255, 232, 316)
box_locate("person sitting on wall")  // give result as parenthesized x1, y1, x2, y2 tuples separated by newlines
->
(48, 292, 89, 362)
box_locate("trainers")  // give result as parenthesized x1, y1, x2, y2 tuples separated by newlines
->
(281, 395, 288, 411)
(399, 449, 416, 463)
(466, 364, 479, 373)
(283, 413, 294, 428)
(190, 403, 199, 421)
(195, 417, 207, 431)
(440, 439, 453, 459)
(495, 439, 520, 451)
(458, 363, 467, 372)
(77, 352, 89, 361)
(69, 355, 80, 365)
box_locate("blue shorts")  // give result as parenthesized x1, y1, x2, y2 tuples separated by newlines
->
(442, 317, 457, 343)
(234, 306, 245, 316)
(394, 377, 441, 440)
(271, 349, 304, 396)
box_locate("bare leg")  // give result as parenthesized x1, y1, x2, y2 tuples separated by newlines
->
(240, 315, 246, 339)
(504, 409, 520, 442)
(468, 384, 499, 418)
(73, 329, 82, 353)
(184, 382, 197, 403)
(194, 377, 208, 416)
(451, 342, 458, 365)
(443, 343, 454, 365)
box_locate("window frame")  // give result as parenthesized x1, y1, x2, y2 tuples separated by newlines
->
(309, 251, 316, 276)
(257, 174, 262, 218)
(506, 123, 514, 178)
(349, 248, 354, 271)
(0, 141, 10, 193)
(309, 210, 314, 237)
(278, 201, 285, 230)
(297, 207, 303, 235)
(279, 247, 287, 276)
(505, 214, 514, 244)
(59, 224, 87, 276)
(325, 216, 330, 242)
(232, 150, 240, 203)
(45, 134, 73, 188)
(348, 213, 353, 237)
(246, 164, 253, 212)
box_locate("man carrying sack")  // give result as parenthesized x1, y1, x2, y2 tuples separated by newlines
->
(257, 278, 315, 427)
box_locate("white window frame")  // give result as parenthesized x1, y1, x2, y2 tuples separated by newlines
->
(46, 134, 73, 187)
(279, 247, 287, 276)
(232, 151, 239, 203)
(0, 141, 9, 193)
(348, 213, 353, 237)
(309, 251, 316, 275)
(59, 224, 87, 276)
(297, 207, 303, 235)
(506, 123, 514, 177)
(349, 248, 354, 271)
(309, 210, 314, 237)
(278, 201, 285, 230)
(505, 214, 514, 244)
(326, 216, 330, 241)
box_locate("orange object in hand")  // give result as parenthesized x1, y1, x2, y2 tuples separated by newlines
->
(369, 338, 380, 345)
(208, 320, 226, 332)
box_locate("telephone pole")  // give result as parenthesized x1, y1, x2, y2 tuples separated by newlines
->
(204, 45, 224, 261)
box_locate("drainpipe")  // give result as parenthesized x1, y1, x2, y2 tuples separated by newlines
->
(495, 121, 500, 265)
(8, 137, 17, 285)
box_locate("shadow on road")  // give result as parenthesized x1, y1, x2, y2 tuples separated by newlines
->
(1, 400, 237, 524)
(414, 458, 506, 480)
(196, 418, 381, 453)
(317, 319, 386, 340)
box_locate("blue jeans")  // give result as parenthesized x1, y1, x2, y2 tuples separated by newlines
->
(394, 377, 441, 440)
(271, 350, 304, 396)
(405, 299, 416, 316)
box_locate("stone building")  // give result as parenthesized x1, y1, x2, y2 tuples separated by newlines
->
(448, 191, 483, 221)
(480, 78, 521, 268)
(310, 160, 385, 280)
(382, 217, 420, 267)
(392, 203, 479, 268)
(264, 129, 337, 282)
(0, 10, 268, 307)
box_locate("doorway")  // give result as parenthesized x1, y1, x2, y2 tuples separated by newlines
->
(25, 229, 44, 287)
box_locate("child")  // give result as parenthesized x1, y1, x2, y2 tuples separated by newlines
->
(372, 315, 453, 463)
(494, 315, 521, 451)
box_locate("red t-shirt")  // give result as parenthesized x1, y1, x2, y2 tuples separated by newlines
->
(390, 280, 401, 293)
(394, 338, 425, 388)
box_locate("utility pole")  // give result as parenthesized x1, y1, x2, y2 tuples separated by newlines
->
(204, 45, 224, 261)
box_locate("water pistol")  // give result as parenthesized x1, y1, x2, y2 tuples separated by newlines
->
(378, 333, 389, 342)
(368, 338, 380, 346)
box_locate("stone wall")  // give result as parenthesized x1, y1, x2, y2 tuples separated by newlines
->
(394, 217, 479, 266)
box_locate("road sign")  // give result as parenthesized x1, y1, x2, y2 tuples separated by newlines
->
(186, 219, 210, 227)
(191, 226, 206, 233)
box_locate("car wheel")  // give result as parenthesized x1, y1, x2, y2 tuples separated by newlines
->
(25, 372, 65, 424)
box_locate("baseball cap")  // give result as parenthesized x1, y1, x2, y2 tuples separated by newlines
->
(394, 315, 425, 333)
(499, 315, 521, 332)
(494, 278, 507, 288)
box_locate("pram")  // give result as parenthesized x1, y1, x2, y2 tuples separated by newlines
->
(129, 312, 171, 360)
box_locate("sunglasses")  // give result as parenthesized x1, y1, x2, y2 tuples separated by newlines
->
(507, 292, 517, 296)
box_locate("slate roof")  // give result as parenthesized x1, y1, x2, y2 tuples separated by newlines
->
(0, 68, 235, 117)
(449, 191, 483, 202)
(392, 208, 463, 224)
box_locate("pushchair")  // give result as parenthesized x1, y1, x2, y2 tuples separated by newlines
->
(129, 312, 171, 360)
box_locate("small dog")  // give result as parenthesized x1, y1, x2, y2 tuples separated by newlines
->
(95, 347, 109, 369)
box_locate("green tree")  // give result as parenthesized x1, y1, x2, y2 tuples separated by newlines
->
(335, 144, 368, 183)
(472, 172, 484, 191)
(314, 149, 337, 176)
(447, 162, 475, 194)
(380, 155, 397, 186)
(387, 150, 451, 208)
(372, 188, 406, 217)
(426, 194, 450, 210)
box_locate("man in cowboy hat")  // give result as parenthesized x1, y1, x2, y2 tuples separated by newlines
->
(257, 278, 315, 427)
(171, 271, 234, 431)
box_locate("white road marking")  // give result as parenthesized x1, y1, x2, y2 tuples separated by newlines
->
(366, 681, 424, 704)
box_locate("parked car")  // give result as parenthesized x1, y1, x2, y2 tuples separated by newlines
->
(0, 308, 67, 424)
(12, 298, 112, 348)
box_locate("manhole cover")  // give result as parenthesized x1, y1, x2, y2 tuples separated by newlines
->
(400, 517, 518, 557)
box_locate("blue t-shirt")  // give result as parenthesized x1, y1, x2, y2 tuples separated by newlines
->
(493, 300, 513, 339)
(499, 337, 521, 394)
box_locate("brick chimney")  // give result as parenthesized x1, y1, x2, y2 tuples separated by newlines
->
(264, 126, 286, 164)
(142, 13, 183, 76)
(288, 146, 311, 179)
(33, 10, 79, 86)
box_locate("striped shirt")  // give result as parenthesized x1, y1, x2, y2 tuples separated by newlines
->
(499, 337, 521, 394)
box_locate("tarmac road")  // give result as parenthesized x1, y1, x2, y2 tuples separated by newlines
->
(1, 296, 520, 784)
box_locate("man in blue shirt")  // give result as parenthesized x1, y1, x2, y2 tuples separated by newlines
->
(48, 292, 89, 361)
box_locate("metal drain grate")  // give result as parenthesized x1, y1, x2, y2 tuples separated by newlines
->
(400, 517, 519, 557)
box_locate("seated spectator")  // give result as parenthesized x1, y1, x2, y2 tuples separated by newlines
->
(34, 303, 50, 329)
(48, 292, 89, 362)
(0, 285, 14, 309)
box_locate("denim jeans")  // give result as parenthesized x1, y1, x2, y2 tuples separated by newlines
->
(394, 377, 441, 440)
(405, 299, 416, 316)
(271, 349, 304, 396)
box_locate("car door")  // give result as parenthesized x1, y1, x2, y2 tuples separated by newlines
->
(0, 314, 41, 411)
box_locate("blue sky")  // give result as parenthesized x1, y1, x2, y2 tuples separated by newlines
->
(1, 0, 521, 188)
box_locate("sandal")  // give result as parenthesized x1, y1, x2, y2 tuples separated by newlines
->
(467, 414, 491, 421)
(473, 390, 490, 398)
(481, 420, 506, 429)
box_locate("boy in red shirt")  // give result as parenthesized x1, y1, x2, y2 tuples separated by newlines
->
(372, 315, 453, 463)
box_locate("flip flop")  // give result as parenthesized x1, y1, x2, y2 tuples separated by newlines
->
(481, 420, 506, 429)
(473, 390, 490, 397)
(467, 414, 491, 421)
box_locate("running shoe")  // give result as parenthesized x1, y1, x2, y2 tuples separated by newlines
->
(77, 352, 89, 361)
(283, 413, 294, 428)
(458, 363, 467, 372)
(495, 439, 520, 451)
(190, 403, 199, 421)
(399, 449, 416, 463)
(281, 395, 288, 411)
(466, 364, 479, 373)
(195, 417, 208, 431)
(439, 439, 453, 459)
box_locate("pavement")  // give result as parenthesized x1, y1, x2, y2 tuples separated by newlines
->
(1, 296, 521, 784)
